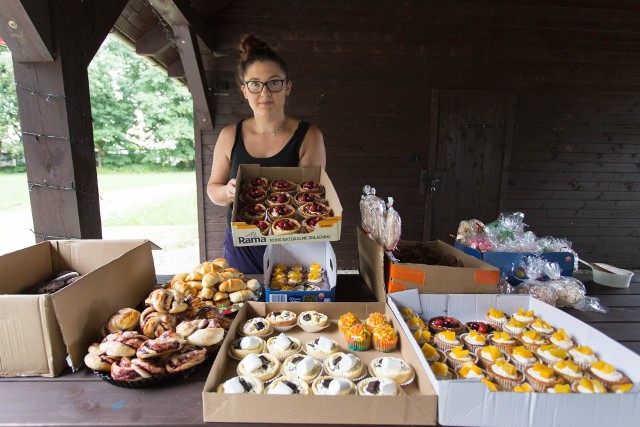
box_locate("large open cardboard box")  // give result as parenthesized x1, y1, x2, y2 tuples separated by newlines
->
(358, 227, 499, 302)
(0, 239, 157, 377)
(231, 165, 342, 246)
(388, 289, 640, 426)
(202, 301, 437, 425)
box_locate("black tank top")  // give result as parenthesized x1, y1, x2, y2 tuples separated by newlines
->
(227, 119, 310, 223)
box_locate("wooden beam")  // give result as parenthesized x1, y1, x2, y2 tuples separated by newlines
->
(172, 24, 213, 131)
(167, 58, 185, 78)
(136, 25, 173, 56)
(148, 0, 215, 52)
(0, 0, 54, 62)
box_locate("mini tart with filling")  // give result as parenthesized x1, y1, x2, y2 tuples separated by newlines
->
(265, 192, 291, 207)
(241, 187, 267, 204)
(239, 203, 267, 222)
(267, 203, 296, 221)
(427, 316, 465, 336)
(217, 375, 264, 394)
(460, 331, 488, 353)
(572, 377, 608, 394)
(358, 377, 405, 396)
(240, 317, 272, 337)
(489, 332, 518, 351)
(524, 362, 566, 392)
(587, 360, 632, 390)
(323, 352, 364, 380)
(413, 329, 433, 345)
(456, 362, 487, 380)
(243, 177, 268, 190)
(552, 360, 584, 384)
(512, 308, 535, 325)
(568, 346, 598, 369)
(487, 359, 524, 389)
(236, 353, 281, 382)
(266, 333, 303, 361)
(517, 330, 548, 351)
(485, 308, 509, 327)
(422, 343, 445, 363)
(445, 346, 478, 369)
(305, 336, 340, 360)
(269, 179, 297, 193)
(529, 318, 555, 338)
(298, 201, 333, 219)
(536, 344, 569, 365)
(502, 318, 528, 337)
(303, 215, 325, 233)
(229, 336, 266, 359)
(506, 345, 538, 370)
(266, 310, 297, 328)
(549, 329, 576, 350)
(271, 218, 301, 235)
(431, 361, 455, 380)
(312, 376, 356, 395)
(281, 354, 323, 383)
(369, 356, 414, 384)
(513, 383, 535, 393)
(293, 191, 322, 207)
(249, 219, 270, 236)
(546, 383, 573, 394)
(434, 330, 461, 352)
(298, 180, 324, 194)
(299, 310, 329, 327)
(475, 345, 508, 369)
(266, 376, 311, 395)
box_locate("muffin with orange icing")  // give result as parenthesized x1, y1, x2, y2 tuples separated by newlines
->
(422, 343, 445, 363)
(512, 308, 535, 325)
(434, 330, 461, 352)
(529, 318, 555, 338)
(431, 361, 455, 380)
(476, 345, 508, 370)
(488, 332, 518, 352)
(549, 329, 575, 350)
(456, 362, 487, 380)
(338, 313, 361, 337)
(517, 330, 548, 352)
(502, 318, 528, 338)
(524, 362, 566, 392)
(506, 345, 538, 370)
(365, 312, 389, 332)
(371, 324, 398, 352)
(552, 360, 584, 384)
(572, 377, 608, 394)
(487, 359, 524, 389)
(536, 344, 569, 365)
(587, 360, 631, 390)
(568, 346, 598, 369)
(512, 382, 535, 393)
(460, 331, 488, 353)
(547, 383, 572, 394)
(485, 308, 509, 327)
(345, 323, 372, 351)
(445, 346, 478, 369)
(413, 329, 433, 345)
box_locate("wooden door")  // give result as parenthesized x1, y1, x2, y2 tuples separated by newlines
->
(423, 89, 516, 242)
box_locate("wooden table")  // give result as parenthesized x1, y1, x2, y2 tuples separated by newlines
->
(1, 272, 637, 426)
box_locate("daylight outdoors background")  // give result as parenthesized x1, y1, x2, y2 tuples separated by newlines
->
(0, 35, 200, 274)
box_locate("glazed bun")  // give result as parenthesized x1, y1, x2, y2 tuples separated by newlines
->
(106, 308, 141, 334)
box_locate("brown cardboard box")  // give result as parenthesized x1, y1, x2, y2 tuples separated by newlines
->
(357, 227, 499, 301)
(0, 239, 158, 377)
(202, 301, 437, 425)
(231, 165, 342, 246)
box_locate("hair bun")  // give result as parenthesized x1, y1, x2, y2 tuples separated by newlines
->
(239, 34, 270, 62)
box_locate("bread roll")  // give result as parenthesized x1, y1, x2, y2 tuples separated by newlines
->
(230, 289, 255, 303)
(170, 280, 197, 297)
(214, 298, 231, 308)
(245, 279, 261, 292)
(223, 268, 243, 279)
(213, 291, 228, 302)
(170, 273, 188, 285)
(219, 278, 246, 293)
(186, 270, 203, 282)
(212, 258, 229, 269)
(202, 272, 223, 288)
(199, 287, 214, 300)
(187, 280, 203, 291)
(106, 308, 141, 333)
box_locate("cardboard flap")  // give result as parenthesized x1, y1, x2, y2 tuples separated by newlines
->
(357, 227, 386, 302)
(0, 242, 54, 294)
(51, 241, 157, 369)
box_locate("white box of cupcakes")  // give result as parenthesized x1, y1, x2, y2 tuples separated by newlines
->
(202, 301, 438, 425)
(230, 165, 342, 246)
(387, 289, 640, 427)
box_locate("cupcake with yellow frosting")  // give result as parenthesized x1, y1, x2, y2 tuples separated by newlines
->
(485, 308, 509, 328)
(536, 344, 568, 365)
(345, 323, 372, 351)
(434, 330, 461, 352)
(488, 332, 517, 352)
(305, 269, 324, 286)
(506, 345, 538, 370)
(524, 362, 566, 392)
(421, 343, 445, 363)
(512, 382, 535, 393)
(365, 312, 389, 332)
(512, 308, 535, 325)
(549, 329, 576, 350)
(413, 329, 433, 345)
(568, 346, 598, 369)
(517, 330, 548, 352)
(460, 331, 488, 353)
(488, 359, 524, 389)
(587, 360, 631, 390)
(502, 318, 528, 338)
(611, 383, 634, 394)
(572, 377, 607, 394)
(287, 270, 304, 285)
(431, 361, 455, 380)
(445, 346, 478, 369)
(371, 324, 398, 352)
(552, 360, 584, 384)
(456, 362, 487, 380)
(547, 383, 572, 393)
(338, 313, 361, 337)
(476, 345, 508, 369)
(529, 318, 555, 338)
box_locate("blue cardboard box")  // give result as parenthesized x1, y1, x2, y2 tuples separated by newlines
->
(264, 242, 336, 302)
(454, 241, 574, 285)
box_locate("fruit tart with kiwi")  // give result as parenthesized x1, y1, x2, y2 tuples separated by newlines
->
(265, 192, 291, 207)
(271, 218, 301, 235)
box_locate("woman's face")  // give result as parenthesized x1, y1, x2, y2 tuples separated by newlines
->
(241, 60, 292, 116)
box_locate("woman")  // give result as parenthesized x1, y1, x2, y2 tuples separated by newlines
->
(207, 34, 326, 273)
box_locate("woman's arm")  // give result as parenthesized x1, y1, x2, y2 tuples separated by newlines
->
(299, 124, 326, 168)
(207, 125, 237, 206)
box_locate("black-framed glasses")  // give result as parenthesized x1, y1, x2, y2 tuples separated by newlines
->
(244, 79, 288, 94)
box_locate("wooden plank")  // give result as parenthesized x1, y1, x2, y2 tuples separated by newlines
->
(136, 24, 173, 56)
(0, 0, 53, 62)
(149, 0, 215, 52)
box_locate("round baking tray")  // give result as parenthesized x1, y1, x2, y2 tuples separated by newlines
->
(94, 365, 197, 389)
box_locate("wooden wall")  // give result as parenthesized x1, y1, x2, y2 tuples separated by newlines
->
(199, 0, 640, 269)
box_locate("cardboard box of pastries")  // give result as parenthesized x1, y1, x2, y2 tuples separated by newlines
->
(357, 227, 499, 302)
(0, 239, 157, 377)
(388, 290, 640, 426)
(202, 301, 437, 425)
(230, 164, 342, 246)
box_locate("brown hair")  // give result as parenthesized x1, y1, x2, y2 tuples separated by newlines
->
(237, 34, 289, 85)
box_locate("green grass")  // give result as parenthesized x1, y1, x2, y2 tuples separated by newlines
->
(0, 173, 31, 209)
(103, 190, 196, 226)
(96, 171, 196, 191)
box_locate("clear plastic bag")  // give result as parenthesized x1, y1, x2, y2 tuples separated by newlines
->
(544, 262, 608, 313)
(382, 197, 401, 252)
(515, 256, 558, 305)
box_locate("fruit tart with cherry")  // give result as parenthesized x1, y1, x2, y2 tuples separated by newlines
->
(239, 203, 267, 222)
(265, 192, 291, 207)
(243, 177, 268, 190)
(267, 203, 296, 221)
(428, 316, 465, 336)
(298, 180, 324, 195)
(272, 218, 301, 235)
(293, 191, 323, 207)
(269, 179, 296, 193)
(298, 201, 333, 219)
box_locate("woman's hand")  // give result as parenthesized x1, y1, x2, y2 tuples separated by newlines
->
(226, 179, 236, 202)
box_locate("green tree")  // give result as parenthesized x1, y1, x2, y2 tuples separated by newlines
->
(0, 44, 21, 166)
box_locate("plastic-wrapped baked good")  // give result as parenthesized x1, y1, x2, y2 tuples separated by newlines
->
(382, 197, 401, 252)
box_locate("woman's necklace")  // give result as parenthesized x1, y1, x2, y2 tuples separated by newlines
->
(257, 121, 284, 136)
